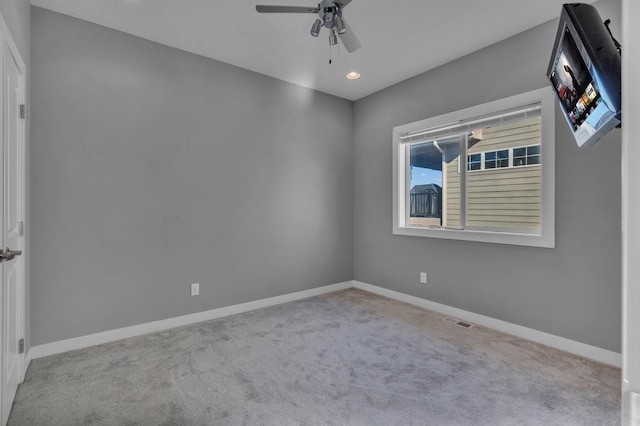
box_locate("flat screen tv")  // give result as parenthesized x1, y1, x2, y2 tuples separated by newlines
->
(547, 3, 621, 147)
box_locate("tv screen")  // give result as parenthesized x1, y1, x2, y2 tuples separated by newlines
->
(547, 3, 621, 147)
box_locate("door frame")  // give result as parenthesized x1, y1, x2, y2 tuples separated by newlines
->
(0, 10, 27, 426)
(622, 0, 640, 424)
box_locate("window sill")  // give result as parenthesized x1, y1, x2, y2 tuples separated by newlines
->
(393, 225, 555, 248)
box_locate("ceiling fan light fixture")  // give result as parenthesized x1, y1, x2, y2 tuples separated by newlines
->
(346, 71, 361, 80)
(329, 28, 338, 46)
(256, 0, 361, 53)
(310, 19, 322, 37)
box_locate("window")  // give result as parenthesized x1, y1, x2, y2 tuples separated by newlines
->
(467, 154, 481, 171)
(513, 145, 540, 166)
(484, 149, 509, 169)
(466, 145, 540, 171)
(392, 88, 555, 247)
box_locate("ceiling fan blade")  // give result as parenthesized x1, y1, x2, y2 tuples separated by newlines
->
(338, 19, 361, 53)
(337, 0, 353, 8)
(256, 5, 318, 13)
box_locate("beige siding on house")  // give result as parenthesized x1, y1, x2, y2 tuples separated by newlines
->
(467, 166, 540, 229)
(445, 157, 461, 227)
(468, 117, 541, 153)
(444, 116, 541, 230)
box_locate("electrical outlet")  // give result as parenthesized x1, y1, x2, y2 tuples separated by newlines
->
(420, 272, 427, 284)
(190, 283, 200, 296)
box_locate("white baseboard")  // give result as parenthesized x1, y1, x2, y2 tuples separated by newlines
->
(30, 281, 352, 359)
(29, 279, 621, 368)
(352, 281, 621, 367)
(21, 349, 31, 383)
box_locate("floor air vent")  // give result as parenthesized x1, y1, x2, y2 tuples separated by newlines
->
(442, 316, 474, 328)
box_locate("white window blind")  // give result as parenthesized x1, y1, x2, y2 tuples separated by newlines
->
(399, 104, 542, 145)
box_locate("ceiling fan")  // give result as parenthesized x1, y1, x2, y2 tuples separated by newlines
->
(256, 0, 361, 52)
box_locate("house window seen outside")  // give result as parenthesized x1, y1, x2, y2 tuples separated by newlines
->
(485, 150, 509, 169)
(513, 145, 541, 166)
(467, 154, 481, 171)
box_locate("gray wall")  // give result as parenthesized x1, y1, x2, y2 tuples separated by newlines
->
(32, 0, 623, 353)
(0, 0, 29, 59)
(30, 7, 353, 345)
(353, 0, 622, 352)
(0, 0, 30, 350)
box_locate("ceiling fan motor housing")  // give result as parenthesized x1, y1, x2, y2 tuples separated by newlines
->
(318, 2, 343, 29)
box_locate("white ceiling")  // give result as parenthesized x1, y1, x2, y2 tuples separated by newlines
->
(30, 0, 589, 101)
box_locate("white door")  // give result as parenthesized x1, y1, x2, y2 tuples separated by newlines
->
(1, 38, 25, 426)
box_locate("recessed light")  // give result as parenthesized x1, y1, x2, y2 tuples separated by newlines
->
(346, 71, 360, 80)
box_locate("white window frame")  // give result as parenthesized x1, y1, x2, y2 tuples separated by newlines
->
(392, 87, 555, 248)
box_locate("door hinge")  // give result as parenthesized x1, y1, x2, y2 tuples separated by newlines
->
(19, 104, 25, 119)
(18, 339, 24, 354)
(18, 221, 24, 236)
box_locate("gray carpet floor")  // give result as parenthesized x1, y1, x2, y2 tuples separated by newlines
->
(9, 289, 620, 425)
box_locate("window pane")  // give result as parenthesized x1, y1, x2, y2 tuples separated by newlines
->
(484, 151, 496, 169)
(409, 141, 443, 227)
(468, 154, 481, 171)
(527, 145, 540, 155)
(465, 117, 541, 231)
(513, 147, 526, 166)
(512, 148, 524, 164)
(409, 137, 461, 228)
(497, 150, 509, 168)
